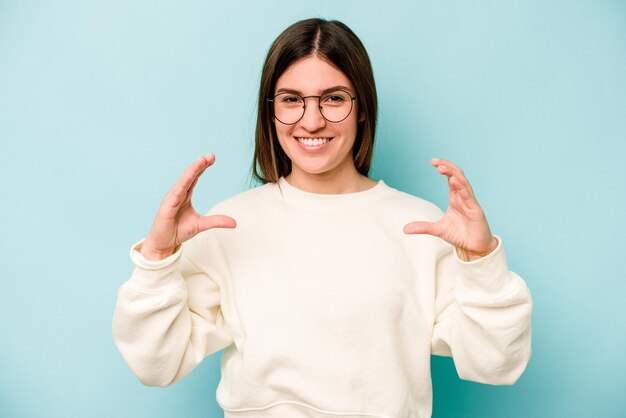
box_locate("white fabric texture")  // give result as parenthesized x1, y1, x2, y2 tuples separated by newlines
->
(112, 177, 532, 418)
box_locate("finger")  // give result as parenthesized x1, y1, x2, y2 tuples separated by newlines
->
(181, 154, 216, 187)
(186, 161, 211, 200)
(435, 165, 470, 191)
(431, 157, 463, 174)
(449, 176, 474, 202)
(432, 158, 465, 179)
(186, 153, 219, 201)
(448, 178, 482, 215)
(403, 221, 442, 237)
(203, 153, 216, 165)
(197, 214, 237, 233)
(435, 164, 453, 178)
(170, 157, 207, 198)
(169, 154, 215, 202)
(433, 162, 467, 185)
(432, 160, 474, 196)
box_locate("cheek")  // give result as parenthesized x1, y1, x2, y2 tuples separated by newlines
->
(275, 119, 292, 135)
(338, 119, 359, 145)
(274, 126, 295, 154)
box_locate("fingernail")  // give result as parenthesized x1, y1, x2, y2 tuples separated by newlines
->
(432, 158, 440, 162)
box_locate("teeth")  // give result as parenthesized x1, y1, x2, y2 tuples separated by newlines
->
(297, 138, 330, 146)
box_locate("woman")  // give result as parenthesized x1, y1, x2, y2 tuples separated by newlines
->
(113, 18, 532, 418)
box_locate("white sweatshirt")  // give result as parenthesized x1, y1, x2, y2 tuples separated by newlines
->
(113, 177, 532, 418)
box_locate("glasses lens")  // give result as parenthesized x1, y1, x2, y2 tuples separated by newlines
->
(320, 90, 353, 122)
(273, 93, 304, 125)
(271, 90, 354, 124)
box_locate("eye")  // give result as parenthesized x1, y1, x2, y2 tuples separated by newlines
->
(279, 94, 303, 105)
(322, 91, 350, 105)
(326, 95, 344, 103)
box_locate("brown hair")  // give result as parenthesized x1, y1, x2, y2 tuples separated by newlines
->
(251, 18, 378, 184)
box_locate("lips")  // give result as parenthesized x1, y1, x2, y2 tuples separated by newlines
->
(293, 136, 333, 152)
(295, 137, 333, 145)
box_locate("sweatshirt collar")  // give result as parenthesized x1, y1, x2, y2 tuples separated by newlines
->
(271, 176, 392, 212)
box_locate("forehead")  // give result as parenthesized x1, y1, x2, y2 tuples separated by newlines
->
(275, 56, 354, 94)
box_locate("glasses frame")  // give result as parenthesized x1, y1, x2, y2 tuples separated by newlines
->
(268, 89, 357, 125)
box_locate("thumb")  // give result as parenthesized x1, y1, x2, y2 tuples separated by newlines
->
(403, 221, 441, 237)
(197, 214, 237, 233)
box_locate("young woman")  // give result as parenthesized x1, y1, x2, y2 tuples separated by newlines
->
(113, 18, 532, 418)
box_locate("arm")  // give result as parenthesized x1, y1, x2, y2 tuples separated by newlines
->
(430, 236, 532, 385)
(112, 154, 236, 386)
(404, 158, 532, 384)
(112, 239, 233, 386)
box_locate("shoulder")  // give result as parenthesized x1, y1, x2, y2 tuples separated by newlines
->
(205, 181, 276, 216)
(378, 182, 444, 223)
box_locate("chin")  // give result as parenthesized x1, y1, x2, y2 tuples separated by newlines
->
(291, 163, 334, 176)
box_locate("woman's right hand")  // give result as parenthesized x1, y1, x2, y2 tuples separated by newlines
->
(140, 153, 237, 261)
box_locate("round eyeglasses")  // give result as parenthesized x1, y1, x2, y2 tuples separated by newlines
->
(268, 89, 357, 125)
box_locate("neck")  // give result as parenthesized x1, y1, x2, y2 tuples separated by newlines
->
(285, 164, 376, 194)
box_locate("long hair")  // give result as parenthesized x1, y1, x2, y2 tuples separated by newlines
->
(251, 18, 377, 184)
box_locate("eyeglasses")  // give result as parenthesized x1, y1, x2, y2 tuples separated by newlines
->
(268, 89, 357, 125)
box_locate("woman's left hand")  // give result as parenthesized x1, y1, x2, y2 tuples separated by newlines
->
(403, 158, 498, 262)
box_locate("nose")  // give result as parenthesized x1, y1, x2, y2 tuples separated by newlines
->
(298, 97, 327, 131)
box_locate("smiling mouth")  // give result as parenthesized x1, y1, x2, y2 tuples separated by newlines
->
(295, 137, 333, 146)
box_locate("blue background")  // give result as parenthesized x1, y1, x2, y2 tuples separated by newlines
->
(1, 1, 625, 417)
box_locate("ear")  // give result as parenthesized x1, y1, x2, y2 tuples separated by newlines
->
(358, 112, 365, 123)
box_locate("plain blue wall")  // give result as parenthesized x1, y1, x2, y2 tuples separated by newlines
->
(1, 1, 624, 417)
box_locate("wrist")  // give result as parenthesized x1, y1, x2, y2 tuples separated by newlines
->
(456, 236, 499, 262)
(139, 241, 178, 261)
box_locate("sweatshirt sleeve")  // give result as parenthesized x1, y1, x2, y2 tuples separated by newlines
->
(112, 238, 234, 387)
(430, 236, 532, 385)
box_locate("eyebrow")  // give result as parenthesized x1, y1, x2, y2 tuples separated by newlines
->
(275, 85, 354, 95)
